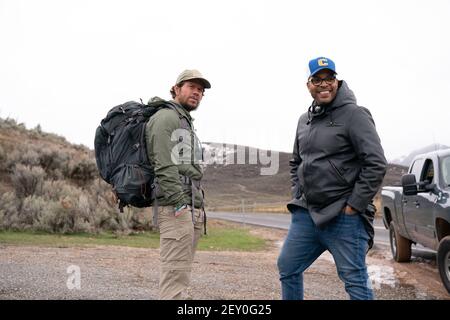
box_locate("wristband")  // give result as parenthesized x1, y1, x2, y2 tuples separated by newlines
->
(175, 204, 188, 212)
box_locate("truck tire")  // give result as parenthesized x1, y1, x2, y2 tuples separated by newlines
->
(389, 221, 412, 262)
(437, 236, 450, 294)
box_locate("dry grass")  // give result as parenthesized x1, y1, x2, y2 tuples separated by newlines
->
(207, 203, 289, 213)
(373, 194, 382, 217)
(210, 195, 383, 215)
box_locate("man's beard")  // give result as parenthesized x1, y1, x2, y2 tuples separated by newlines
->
(181, 103, 198, 112)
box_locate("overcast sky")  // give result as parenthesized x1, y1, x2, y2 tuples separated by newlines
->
(1, 0, 449, 161)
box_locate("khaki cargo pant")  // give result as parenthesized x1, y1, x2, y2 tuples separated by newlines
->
(157, 205, 204, 300)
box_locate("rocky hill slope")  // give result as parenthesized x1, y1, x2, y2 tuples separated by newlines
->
(0, 116, 406, 226)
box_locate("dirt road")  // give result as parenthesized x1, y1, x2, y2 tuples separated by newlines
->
(0, 223, 448, 300)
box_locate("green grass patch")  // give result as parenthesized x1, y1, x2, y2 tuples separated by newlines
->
(0, 222, 266, 251)
(0, 230, 161, 248)
(198, 225, 266, 251)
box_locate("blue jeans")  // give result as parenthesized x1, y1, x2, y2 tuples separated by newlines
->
(277, 207, 373, 300)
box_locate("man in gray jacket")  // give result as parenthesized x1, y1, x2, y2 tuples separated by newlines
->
(277, 57, 387, 300)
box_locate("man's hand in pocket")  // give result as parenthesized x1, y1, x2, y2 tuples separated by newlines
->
(344, 205, 358, 215)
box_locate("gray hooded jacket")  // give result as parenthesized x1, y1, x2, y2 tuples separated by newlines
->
(287, 80, 387, 247)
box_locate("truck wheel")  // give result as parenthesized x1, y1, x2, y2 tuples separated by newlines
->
(437, 236, 450, 294)
(389, 221, 411, 262)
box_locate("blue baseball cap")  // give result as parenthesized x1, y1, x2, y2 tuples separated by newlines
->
(308, 57, 337, 77)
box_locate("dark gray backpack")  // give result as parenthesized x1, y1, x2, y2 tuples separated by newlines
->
(94, 98, 170, 211)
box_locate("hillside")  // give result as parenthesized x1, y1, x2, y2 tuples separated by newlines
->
(0, 118, 292, 214)
(201, 143, 291, 211)
(0, 116, 406, 228)
(391, 143, 450, 167)
(0, 117, 152, 233)
(381, 163, 408, 187)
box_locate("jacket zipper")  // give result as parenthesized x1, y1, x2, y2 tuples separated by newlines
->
(302, 119, 314, 201)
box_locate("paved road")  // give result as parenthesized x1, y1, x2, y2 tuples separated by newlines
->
(207, 211, 431, 252)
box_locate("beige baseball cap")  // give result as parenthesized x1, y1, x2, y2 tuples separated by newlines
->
(175, 69, 211, 89)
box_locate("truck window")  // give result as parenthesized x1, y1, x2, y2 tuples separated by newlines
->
(420, 159, 435, 184)
(441, 156, 450, 187)
(409, 158, 424, 181)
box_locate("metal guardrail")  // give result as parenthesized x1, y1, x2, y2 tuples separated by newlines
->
(206, 200, 289, 213)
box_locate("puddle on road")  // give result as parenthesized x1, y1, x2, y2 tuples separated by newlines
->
(318, 251, 444, 299)
(368, 265, 396, 288)
(275, 243, 447, 299)
(368, 265, 443, 299)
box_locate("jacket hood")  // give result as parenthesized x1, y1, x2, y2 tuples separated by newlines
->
(307, 80, 357, 123)
(169, 100, 194, 122)
(327, 80, 357, 110)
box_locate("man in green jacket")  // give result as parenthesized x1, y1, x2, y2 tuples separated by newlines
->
(145, 69, 211, 300)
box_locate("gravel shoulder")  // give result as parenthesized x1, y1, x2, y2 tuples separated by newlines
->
(0, 222, 449, 300)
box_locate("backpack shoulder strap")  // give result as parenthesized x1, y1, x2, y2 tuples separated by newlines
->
(165, 101, 192, 130)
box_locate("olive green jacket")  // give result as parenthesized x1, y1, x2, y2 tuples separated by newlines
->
(145, 101, 204, 208)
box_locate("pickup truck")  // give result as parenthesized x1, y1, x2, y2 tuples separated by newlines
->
(381, 149, 450, 293)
